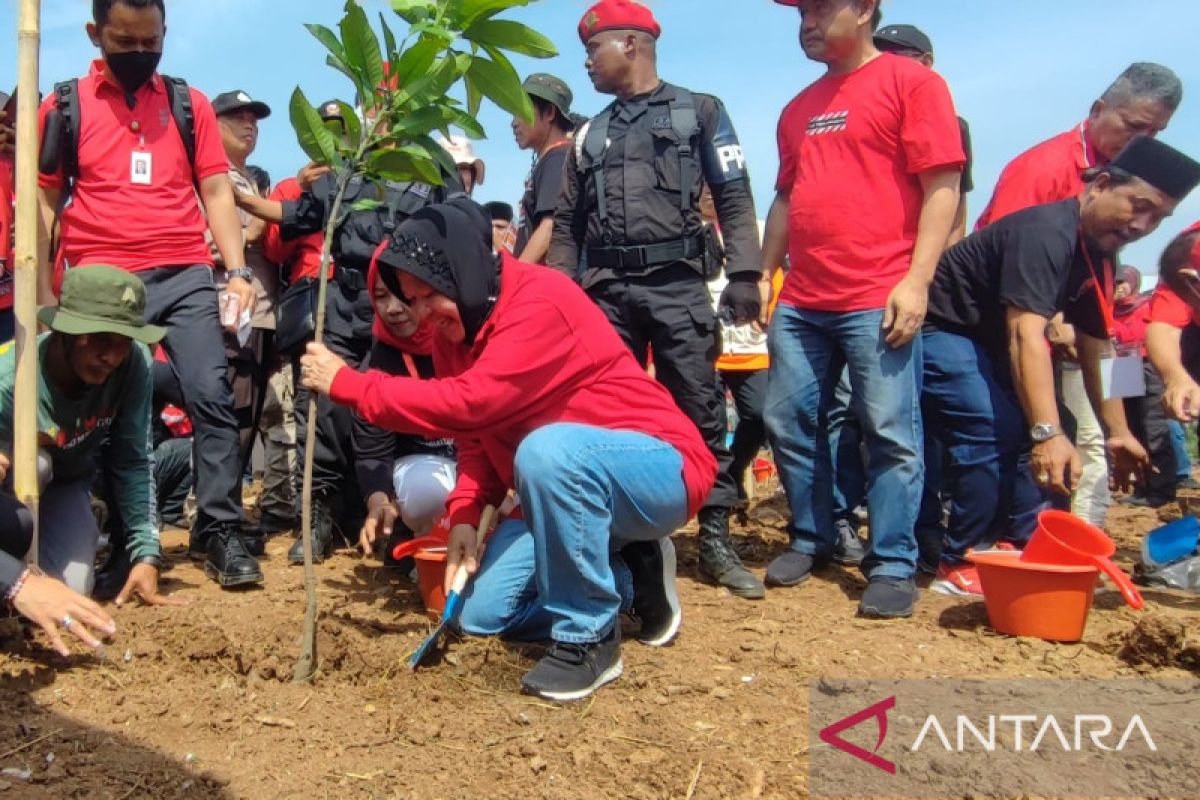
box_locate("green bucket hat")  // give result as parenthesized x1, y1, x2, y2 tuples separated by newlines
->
(37, 264, 166, 345)
(522, 73, 573, 122)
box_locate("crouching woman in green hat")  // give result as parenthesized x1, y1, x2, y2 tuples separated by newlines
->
(0, 265, 184, 652)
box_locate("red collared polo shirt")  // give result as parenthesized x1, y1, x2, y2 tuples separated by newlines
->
(38, 60, 229, 272)
(975, 122, 1098, 228)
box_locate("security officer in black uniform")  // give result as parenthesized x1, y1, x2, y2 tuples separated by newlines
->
(548, 0, 768, 600)
(236, 100, 464, 564)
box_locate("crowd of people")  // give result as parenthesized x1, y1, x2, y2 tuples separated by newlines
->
(0, 0, 1199, 701)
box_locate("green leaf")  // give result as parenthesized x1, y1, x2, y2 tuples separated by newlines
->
(469, 48, 533, 121)
(415, 134, 460, 184)
(392, 36, 441, 89)
(340, 0, 385, 101)
(379, 12, 399, 73)
(289, 87, 340, 165)
(463, 73, 483, 118)
(411, 21, 457, 44)
(454, 0, 531, 30)
(385, 106, 452, 140)
(398, 55, 461, 107)
(333, 100, 362, 147)
(368, 146, 442, 185)
(464, 19, 557, 59)
(449, 109, 486, 140)
(304, 23, 346, 62)
(350, 198, 384, 213)
(391, 0, 433, 25)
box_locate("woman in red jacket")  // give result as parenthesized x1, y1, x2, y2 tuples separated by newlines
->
(300, 200, 717, 701)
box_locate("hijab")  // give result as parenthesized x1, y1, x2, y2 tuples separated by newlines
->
(367, 240, 435, 355)
(375, 198, 500, 346)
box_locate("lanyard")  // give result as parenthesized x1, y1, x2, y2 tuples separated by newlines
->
(1077, 122, 1094, 170)
(401, 351, 419, 378)
(1078, 227, 1115, 340)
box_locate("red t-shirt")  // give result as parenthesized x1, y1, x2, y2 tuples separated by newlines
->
(262, 178, 331, 281)
(330, 254, 718, 525)
(0, 154, 12, 310)
(975, 123, 1096, 229)
(38, 61, 229, 272)
(1147, 222, 1200, 328)
(774, 53, 964, 312)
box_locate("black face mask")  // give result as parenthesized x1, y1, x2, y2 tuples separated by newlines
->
(104, 50, 162, 93)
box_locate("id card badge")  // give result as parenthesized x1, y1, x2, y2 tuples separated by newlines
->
(1100, 343, 1145, 399)
(130, 150, 152, 185)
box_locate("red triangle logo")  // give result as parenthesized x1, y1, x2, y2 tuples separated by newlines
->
(817, 695, 897, 774)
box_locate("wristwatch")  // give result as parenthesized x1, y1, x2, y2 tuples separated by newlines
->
(1030, 423, 1063, 443)
(227, 267, 254, 283)
(131, 554, 163, 571)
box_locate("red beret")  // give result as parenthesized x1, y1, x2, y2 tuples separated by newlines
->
(578, 0, 661, 44)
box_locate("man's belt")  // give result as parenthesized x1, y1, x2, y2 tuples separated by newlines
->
(586, 235, 704, 270)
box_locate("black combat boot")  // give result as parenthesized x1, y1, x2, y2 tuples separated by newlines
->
(288, 498, 335, 565)
(697, 507, 765, 599)
(204, 524, 264, 588)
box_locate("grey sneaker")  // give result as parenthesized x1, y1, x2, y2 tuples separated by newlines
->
(858, 576, 916, 618)
(520, 626, 623, 702)
(832, 519, 867, 566)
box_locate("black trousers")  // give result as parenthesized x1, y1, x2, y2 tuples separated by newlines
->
(720, 368, 768, 501)
(292, 276, 372, 530)
(1124, 363, 1177, 505)
(139, 266, 243, 542)
(588, 264, 737, 510)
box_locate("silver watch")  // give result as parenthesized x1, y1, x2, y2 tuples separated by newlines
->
(227, 267, 254, 283)
(1030, 423, 1062, 443)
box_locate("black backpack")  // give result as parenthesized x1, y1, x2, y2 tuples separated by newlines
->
(38, 74, 196, 190)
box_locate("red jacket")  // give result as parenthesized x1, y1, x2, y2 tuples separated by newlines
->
(331, 254, 717, 527)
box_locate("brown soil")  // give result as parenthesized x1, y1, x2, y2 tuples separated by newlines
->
(1, 486, 1198, 799)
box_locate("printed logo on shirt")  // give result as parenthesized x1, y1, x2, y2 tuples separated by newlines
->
(158, 108, 170, 130)
(807, 111, 849, 136)
(650, 115, 672, 131)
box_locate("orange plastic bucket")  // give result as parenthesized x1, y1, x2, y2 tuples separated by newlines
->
(752, 457, 776, 483)
(414, 547, 448, 616)
(967, 550, 1099, 642)
(1023, 510, 1143, 609)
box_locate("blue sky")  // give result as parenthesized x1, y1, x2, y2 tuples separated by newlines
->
(2, 0, 1197, 273)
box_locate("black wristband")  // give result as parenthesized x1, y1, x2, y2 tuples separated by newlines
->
(131, 555, 163, 570)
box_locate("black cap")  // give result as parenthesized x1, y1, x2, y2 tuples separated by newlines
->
(317, 99, 345, 122)
(874, 24, 933, 56)
(483, 201, 513, 223)
(212, 90, 271, 119)
(1109, 135, 1200, 201)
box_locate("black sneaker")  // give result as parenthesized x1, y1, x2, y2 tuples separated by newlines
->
(254, 511, 296, 537)
(832, 519, 867, 566)
(764, 551, 817, 587)
(621, 538, 681, 647)
(288, 500, 335, 565)
(520, 626, 623, 702)
(204, 527, 264, 588)
(858, 576, 916, 619)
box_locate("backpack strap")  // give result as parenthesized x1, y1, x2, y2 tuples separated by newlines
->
(161, 75, 196, 170)
(45, 79, 80, 185)
(581, 108, 611, 225)
(667, 88, 699, 215)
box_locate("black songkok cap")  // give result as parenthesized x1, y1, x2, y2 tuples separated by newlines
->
(1109, 135, 1200, 201)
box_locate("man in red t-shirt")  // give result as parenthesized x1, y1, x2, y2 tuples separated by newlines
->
(35, 0, 262, 588)
(762, 0, 964, 618)
(1147, 224, 1200, 422)
(977, 63, 1181, 228)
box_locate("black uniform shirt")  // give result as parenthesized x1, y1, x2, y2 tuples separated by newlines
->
(926, 198, 1108, 358)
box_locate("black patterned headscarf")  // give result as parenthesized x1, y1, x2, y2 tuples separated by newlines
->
(375, 198, 500, 346)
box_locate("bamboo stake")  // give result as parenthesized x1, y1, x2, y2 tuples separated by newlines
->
(13, 0, 41, 565)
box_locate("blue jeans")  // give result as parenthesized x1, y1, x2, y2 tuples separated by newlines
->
(764, 306, 922, 579)
(457, 423, 689, 644)
(829, 370, 867, 525)
(917, 329, 1044, 565)
(1169, 419, 1192, 480)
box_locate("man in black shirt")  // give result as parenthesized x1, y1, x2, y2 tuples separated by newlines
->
(512, 74, 574, 264)
(921, 135, 1200, 595)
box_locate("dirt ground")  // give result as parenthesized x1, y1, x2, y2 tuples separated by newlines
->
(1, 482, 1198, 800)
